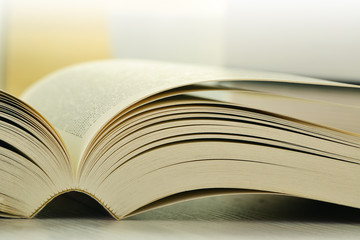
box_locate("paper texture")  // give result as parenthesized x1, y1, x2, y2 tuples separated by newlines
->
(21, 59, 354, 165)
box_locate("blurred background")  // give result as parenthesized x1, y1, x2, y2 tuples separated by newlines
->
(0, 0, 359, 96)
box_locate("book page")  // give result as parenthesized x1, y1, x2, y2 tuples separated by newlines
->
(20, 59, 355, 170)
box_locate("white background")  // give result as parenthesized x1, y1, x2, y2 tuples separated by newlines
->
(109, 0, 360, 82)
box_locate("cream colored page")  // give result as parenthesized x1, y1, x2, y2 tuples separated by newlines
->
(20, 59, 353, 169)
(191, 90, 360, 134)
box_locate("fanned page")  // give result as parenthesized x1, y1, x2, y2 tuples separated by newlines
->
(21, 59, 352, 166)
(0, 90, 73, 218)
(20, 59, 360, 219)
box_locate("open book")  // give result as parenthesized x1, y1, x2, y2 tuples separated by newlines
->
(0, 59, 359, 219)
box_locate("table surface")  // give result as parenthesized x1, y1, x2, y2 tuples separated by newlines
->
(1, 193, 360, 239)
